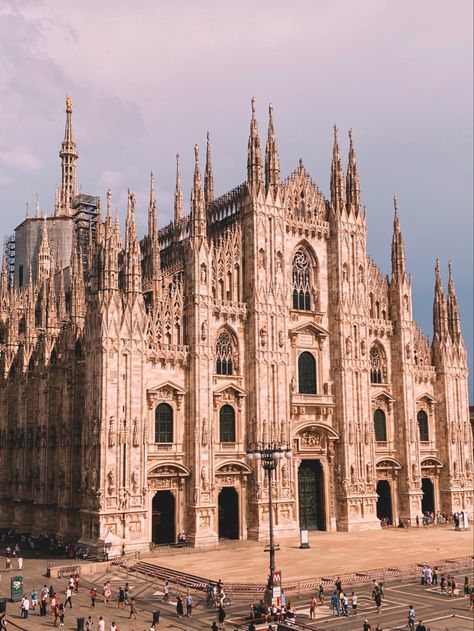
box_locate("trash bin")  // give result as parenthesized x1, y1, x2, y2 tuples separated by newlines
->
(77, 617, 85, 631)
(152, 610, 160, 624)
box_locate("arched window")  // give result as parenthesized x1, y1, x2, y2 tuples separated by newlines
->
(155, 403, 173, 443)
(292, 249, 311, 310)
(216, 330, 236, 375)
(417, 410, 429, 442)
(374, 408, 387, 442)
(219, 405, 236, 443)
(298, 352, 317, 394)
(370, 345, 386, 384)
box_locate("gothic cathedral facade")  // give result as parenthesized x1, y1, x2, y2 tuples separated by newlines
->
(0, 98, 471, 551)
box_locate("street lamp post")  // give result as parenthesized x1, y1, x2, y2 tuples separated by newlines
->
(246, 441, 292, 605)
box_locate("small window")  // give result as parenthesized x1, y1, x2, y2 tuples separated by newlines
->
(298, 352, 317, 394)
(374, 408, 387, 442)
(370, 345, 386, 384)
(220, 405, 236, 443)
(155, 403, 173, 443)
(417, 410, 429, 442)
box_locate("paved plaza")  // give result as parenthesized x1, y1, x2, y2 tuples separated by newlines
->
(0, 527, 472, 630)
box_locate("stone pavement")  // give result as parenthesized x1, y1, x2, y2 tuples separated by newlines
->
(140, 525, 473, 584)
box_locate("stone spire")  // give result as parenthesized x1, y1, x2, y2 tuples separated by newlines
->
(204, 132, 214, 205)
(38, 218, 51, 282)
(346, 129, 360, 212)
(330, 124, 345, 212)
(148, 172, 161, 301)
(447, 261, 462, 343)
(391, 196, 406, 279)
(57, 266, 67, 321)
(70, 230, 85, 324)
(265, 103, 280, 198)
(174, 153, 184, 223)
(58, 95, 78, 216)
(35, 193, 41, 218)
(124, 189, 142, 294)
(101, 190, 119, 293)
(0, 243, 8, 306)
(247, 97, 263, 192)
(433, 259, 448, 340)
(190, 145, 206, 239)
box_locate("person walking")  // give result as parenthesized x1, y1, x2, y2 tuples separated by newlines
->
(185, 592, 193, 617)
(363, 620, 372, 631)
(415, 621, 427, 631)
(65, 586, 73, 608)
(128, 597, 137, 620)
(331, 591, 340, 616)
(309, 595, 317, 619)
(97, 616, 105, 631)
(374, 588, 382, 614)
(58, 603, 65, 627)
(408, 605, 416, 631)
(85, 616, 93, 631)
(318, 582, 324, 604)
(217, 604, 226, 630)
(118, 587, 125, 609)
(22, 596, 30, 620)
(351, 591, 358, 615)
(176, 594, 184, 618)
(31, 588, 38, 611)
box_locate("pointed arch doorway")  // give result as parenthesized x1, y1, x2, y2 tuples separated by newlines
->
(218, 487, 239, 540)
(376, 480, 392, 523)
(421, 478, 435, 514)
(298, 460, 325, 531)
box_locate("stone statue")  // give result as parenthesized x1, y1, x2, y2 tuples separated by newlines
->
(260, 326, 267, 347)
(201, 464, 209, 491)
(201, 417, 208, 446)
(106, 470, 115, 495)
(132, 417, 139, 447)
(278, 330, 284, 348)
(345, 336, 352, 356)
(281, 462, 288, 487)
(366, 462, 373, 482)
(131, 468, 139, 494)
(201, 320, 208, 342)
(108, 416, 116, 448)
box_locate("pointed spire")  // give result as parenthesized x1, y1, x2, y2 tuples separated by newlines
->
(190, 145, 207, 239)
(35, 193, 41, 218)
(106, 189, 112, 221)
(148, 172, 157, 236)
(391, 196, 406, 278)
(148, 172, 161, 303)
(57, 266, 67, 321)
(204, 132, 214, 205)
(447, 261, 462, 343)
(247, 97, 263, 192)
(38, 218, 51, 282)
(330, 124, 345, 212)
(433, 259, 448, 340)
(346, 129, 361, 212)
(124, 189, 142, 294)
(265, 103, 280, 198)
(58, 94, 78, 216)
(174, 153, 184, 223)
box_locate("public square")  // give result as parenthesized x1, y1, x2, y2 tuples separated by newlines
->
(1, 526, 472, 630)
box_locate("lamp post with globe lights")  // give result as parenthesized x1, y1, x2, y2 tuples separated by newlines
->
(246, 441, 292, 605)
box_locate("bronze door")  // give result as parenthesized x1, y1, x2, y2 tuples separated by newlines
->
(298, 460, 324, 530)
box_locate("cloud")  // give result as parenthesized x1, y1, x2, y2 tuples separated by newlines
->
(0, 145, 41, 171)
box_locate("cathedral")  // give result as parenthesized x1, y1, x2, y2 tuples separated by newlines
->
(0, 97, 471, 552)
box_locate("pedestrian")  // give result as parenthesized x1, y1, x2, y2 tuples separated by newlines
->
(375, 624, 383, 631)
(85, 616, 94, 631)
(463, 577, 470, 596)
(185, 592, 193, 617)
(90, 588, 97, 607)
(469, 588, 474, 612)
(318, 582, 324, 604)
(17, 557, 23, 571)
(432, 567, 438, 586)
(342, 592, 349, 616)
(374, 589, 382, 614)
(408, 605, 416, 631)
(22, 596, 30, 619)
(110, 621, 118, 631)
(98, 616, 105, 631)
(5, 557, 11, 572)
(363, 620, 371, 631)
(176, 594, 184, 618)
(335, 577, 342, 592)
(58, 603, 65, 627)
(162, 580, 169, 603)
(128, 597, 137, 619)
(309, 595, 317, 619)
(118, 587, 125, 609)
(103, 582, 111, 604)
(440, 575, 446, 592)
(65, 586, 73, 608)
(330, 591, 340, 616)
(415, 621, 426, 631)
(211, 623, 218, 631)
(31, 588, 38, 611)
(53, 603, 60, 627)
(450, 576, 457, 596)
(351, 591, 358, 615)
(217, 604, 226, 630)
(124, 583, 131, 604)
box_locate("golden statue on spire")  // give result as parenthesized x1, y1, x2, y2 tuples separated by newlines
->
(66, 94, 72, 113)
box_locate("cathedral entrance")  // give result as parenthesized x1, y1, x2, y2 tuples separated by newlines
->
(421, 478, 435, 514)
(218, 487, 239, 539)
(376, 480, 392, 523)
(152, 491, 175, 544)
(298, 460, 325, 530)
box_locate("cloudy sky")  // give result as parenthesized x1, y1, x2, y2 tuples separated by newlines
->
(0, 1, 472, 393)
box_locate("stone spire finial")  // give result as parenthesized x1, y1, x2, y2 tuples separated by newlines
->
(447, 261, 461, 343)
(265, 102, 280, 198)
(191, 145, 206, 239)
(106, 189, 112, 220)
(38, 217, 51, 282)
(330, 123, 345, 212)
(174, 153, 184, 223)
(124, 188, 141, 294)
(35, 193, 41, 218)
(58, 94, 78, 216)
(247, 97, 263, 192)
(433, 259, 448, 340)
(346, 128, 360, 212)
(204, 132, 214, 205)
(391, 195, 406, 278)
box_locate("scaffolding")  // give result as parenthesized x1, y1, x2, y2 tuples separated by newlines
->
(72, 194, 99, 267)
(5, 234, 15, 287)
